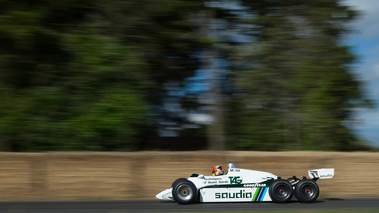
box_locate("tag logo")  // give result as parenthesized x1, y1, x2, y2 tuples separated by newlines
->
(229, 176, 242, 184)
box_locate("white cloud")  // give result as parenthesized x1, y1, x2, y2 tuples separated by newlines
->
(374, 64, 379, 79)
(344, 0, 379, 40)
(342, 0, 379, 81)
(359, 61, 379, 81)
(343, 0, 379, 81)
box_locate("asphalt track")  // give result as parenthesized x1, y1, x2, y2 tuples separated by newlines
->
(0, 198, 378, 213)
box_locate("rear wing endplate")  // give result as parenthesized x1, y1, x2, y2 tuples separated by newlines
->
(308, 168, 334, 180)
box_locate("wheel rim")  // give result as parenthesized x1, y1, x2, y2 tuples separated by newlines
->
(276, 185, 290, 198)
(301, 184, 315, 197)
(177, 184, 193, 201)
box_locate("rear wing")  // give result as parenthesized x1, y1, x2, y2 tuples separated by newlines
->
(308, 168, 334, 180)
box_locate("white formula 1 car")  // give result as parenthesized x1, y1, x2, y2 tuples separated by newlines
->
(156, 162, 334, 204)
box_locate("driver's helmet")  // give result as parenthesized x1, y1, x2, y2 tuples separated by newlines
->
(212, 165, 224, 176)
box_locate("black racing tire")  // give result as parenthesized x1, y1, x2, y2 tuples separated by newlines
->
(172, 178, 197, 204)
(269, 179, 294, 203)
(172, 178, 188, 188)
(294, 179, 319, 203)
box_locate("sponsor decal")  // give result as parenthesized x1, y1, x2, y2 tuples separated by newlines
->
(201, 178, 274, 190)
(204, 177, 222, 180)
(205, 180, 230, 184)
(203, 177, 228, 184)
(229, 169, 240, 172)
(253, 187, 268, 202)
(244, 183, 266, 188)
(214, 188, 268, 202)
(215, 190, 252, 199)
(229, 176, 242, 184)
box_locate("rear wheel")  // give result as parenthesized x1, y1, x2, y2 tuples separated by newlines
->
(269, 179, 293, 203)
(172, 178, 197, 204)
(294, 179, 319, 203)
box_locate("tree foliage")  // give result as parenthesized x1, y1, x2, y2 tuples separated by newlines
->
(0, 0, 371, 151)
(226, 0, 370, 151)
(0, 0, 203, 151)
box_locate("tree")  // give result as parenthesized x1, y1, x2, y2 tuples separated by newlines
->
(0, 0, 205, 151)
(225, 0, 370, 150)
(0, 0, 370, 151)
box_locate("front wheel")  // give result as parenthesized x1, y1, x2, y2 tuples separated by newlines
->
(294, 179, 319, 203)
(172, 178, 197, 204)
(269, 179, 293, 203)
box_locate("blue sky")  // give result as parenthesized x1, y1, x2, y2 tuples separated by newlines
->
(344, 0, 379, 147)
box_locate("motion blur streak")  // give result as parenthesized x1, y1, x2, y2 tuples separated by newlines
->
(0, 151, 378, 201)
(0, 0, 373, 153)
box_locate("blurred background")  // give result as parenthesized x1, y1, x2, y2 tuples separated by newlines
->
(0, 0, 377, 152)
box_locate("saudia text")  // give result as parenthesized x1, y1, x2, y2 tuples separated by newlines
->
(215, 190, 252, 199)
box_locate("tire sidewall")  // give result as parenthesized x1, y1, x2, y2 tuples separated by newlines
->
(269, 179, 294, 203)
(294, 179, 319, 203)
(172, 178, 197, 204)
